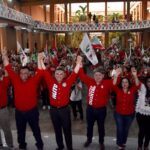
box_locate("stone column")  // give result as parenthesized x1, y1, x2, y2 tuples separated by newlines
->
(127, 1, 130, 22)
(43, 5, 47, 22)
(139, 2, 142, 21)
(49, 1, 56, 48)
(105, 1, 107, 23)
(105, 32, 109, 48)
(69, 3, 72, 23)
(104, 1, 109, 48)
(50, 2, 54, 23)
(0, 23, 8, 50)
(38, 32, 43, 51)
(49, 33, 56, 49)
(124, 2, 130, 48)
(64, 3, 68, 23)
(87, 2, 89, 16)
(65, 3, 69, 45)
(123, 1, 126, 20)
(142, 0, 148, 47)
(142, 0, 147, 20)
(15, 26, 22, 53)
(27, 29, 33, 53)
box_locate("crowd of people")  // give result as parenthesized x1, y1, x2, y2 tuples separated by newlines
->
(0, 45, 149, 150)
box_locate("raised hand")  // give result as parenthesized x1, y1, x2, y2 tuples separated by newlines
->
(115, 67, 122, 77)
(76, 55, 83, 66)
(38, 52, 46, 70)
(1, 47, 7, 57)
(1, 47, 9, 66)
(74, 56, 83, 73)
(38, 52, 45, 61)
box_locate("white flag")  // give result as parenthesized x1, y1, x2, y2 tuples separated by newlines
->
(17, 41, 28, 66)
(80, 33, 98, 65)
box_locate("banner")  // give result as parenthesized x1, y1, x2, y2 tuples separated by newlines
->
(80, 33, 98, 65)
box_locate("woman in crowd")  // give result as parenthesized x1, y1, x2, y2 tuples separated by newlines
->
(113, 67, 141, 150)
(136, 76, 150, 150)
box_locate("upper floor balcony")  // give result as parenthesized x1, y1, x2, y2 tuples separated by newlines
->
(0, 3, 150, 32)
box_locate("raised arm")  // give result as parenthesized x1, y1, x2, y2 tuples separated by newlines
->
(74, 55, 83, 74)
(131, 68, 140, 86)
(1, 47, 9, 66)
(38, 52, 46, 70)
(1, 48, 19, 82)
(113, 67, 122, 85)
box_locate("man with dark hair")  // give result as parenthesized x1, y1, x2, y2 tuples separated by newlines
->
(1, 48, 44, 150)
(39, 54, 82, 150)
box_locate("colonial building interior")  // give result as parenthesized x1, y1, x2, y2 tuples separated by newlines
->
(0, 0, 149, 52)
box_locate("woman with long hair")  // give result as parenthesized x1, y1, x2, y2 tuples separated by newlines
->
(113, 68, 141, 150)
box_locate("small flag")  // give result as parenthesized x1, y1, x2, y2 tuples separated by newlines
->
(91, 36, 105, 50)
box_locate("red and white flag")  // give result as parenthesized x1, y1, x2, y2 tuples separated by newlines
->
(91, 36, 105, 50)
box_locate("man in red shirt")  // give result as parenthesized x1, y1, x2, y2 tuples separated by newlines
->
(39, 54, 82, 150)
(1, 49, 43, 150)
(0, 67, 14, 149)
(79, 66, 113, 150)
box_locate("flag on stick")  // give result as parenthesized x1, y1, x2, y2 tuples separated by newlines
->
(80, 33, 98, 65)
(17, 41, 28, 66)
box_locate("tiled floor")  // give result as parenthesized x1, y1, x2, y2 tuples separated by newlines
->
(4, 104, 141, 150)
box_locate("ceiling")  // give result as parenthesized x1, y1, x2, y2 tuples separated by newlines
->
(17, 0, 141, 6)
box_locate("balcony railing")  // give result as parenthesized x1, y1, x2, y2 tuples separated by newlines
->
(35, 20, 150, 32)
(0, 4, 150, 32)
(0, 4, 33, 25)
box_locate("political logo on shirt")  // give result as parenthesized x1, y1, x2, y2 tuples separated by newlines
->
(62, 82, 67, 87)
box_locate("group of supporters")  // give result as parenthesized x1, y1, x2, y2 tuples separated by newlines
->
(0, 47, 149, 150)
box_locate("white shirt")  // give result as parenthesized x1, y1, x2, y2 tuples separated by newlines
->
(136, 84, 150, 116)
(70, 82, 82, 101)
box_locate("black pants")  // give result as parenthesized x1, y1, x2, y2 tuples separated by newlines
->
(15, 108, 43, 149)
(70, 100, 83, 120)
(136, 113, 150, 148)
(86, 106, 106, 144)
(41, 89, 49, 106)
(50, 106, 72, 150)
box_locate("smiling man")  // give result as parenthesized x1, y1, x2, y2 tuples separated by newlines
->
(79, 66, 113, 150)
(1, 48, 44, 150)
(39, 54, 82, 150)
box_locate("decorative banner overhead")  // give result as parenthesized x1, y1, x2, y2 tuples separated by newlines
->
(0, 4, 150, 31)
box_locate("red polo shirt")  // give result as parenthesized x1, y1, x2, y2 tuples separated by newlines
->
(79, 68, 113, 108)
(5, 64, 43, 111)
(113, 84, 141, 115)
(0, 77, 9, 108)
(43, 70, 77, 107)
